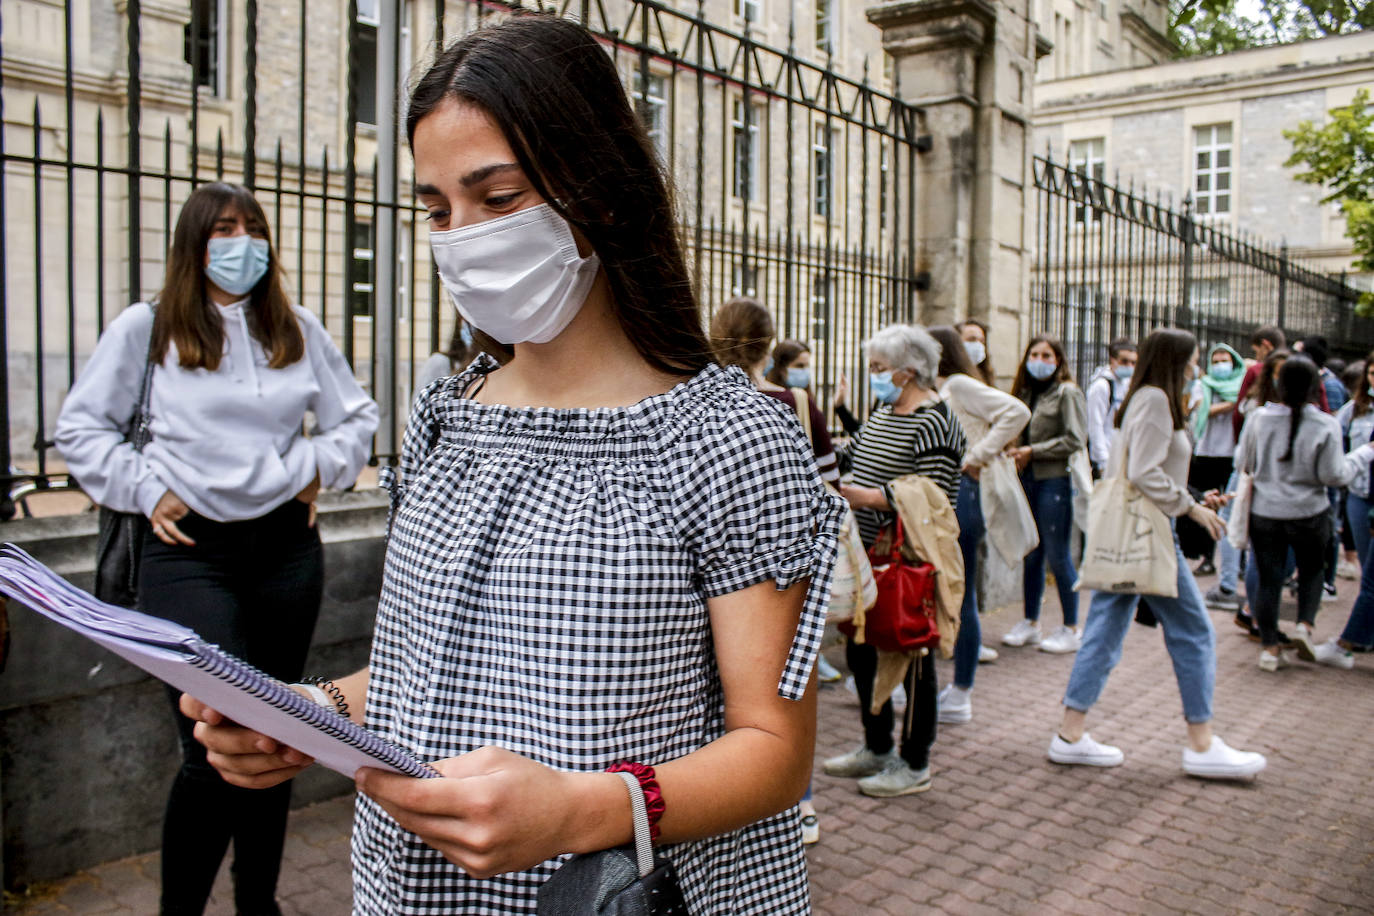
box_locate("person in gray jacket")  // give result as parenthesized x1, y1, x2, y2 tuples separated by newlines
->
(1003, 334, 1088, 654)
(1234, 356, 1374, 671)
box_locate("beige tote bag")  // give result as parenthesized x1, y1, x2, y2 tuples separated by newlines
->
(1076, 445, 1178, 598)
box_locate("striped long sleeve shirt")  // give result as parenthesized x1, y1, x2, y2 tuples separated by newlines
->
(845, 399, 967, 546)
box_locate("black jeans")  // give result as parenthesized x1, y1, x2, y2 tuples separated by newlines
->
(137, 499, 323, 916)
(1249, 511, 1331, 648)
(844, 639, 937, 771)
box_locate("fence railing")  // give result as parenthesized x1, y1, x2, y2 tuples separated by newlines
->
(1031, 153, 1373, 378)
(0, 0, 925, 515)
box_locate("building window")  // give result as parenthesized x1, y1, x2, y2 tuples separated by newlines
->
(732, 99, 761, 202)
(1099, 0, 1109, 19)
(815, 0, 832, 55)
(879, 141, 890, 233)
(351, 221, 374, 318)
(183, 0, 226, 96)
(1193, 123, 1232, 216)
(355, 0, 379, 126)
(812, 123, 835, 218)
(811, 273, 833, 337)
(733, 0, 760, 23)
(1189, 277, 1229, 318)
(1068, 137, 1105, 223)
(732, 263, 758, 297)
(632, 71, 669, 158)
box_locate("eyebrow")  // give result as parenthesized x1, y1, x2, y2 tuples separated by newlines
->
(414, 163, 523, 199)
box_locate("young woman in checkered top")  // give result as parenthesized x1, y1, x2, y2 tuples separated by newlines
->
(180, 15, 844, 914)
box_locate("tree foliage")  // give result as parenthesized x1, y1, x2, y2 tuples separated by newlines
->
(1170, 0, 1370, 57)
(1284, 89, 1374, 310)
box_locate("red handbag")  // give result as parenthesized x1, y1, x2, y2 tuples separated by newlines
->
(838, 518, 940, 653)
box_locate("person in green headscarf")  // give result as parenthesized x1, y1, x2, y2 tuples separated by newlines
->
(1184, 343, 1246, 574)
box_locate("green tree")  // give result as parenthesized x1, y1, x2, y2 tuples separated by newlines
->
(1170, 0, 1370, 56)
(1285, 89, 1374, 310)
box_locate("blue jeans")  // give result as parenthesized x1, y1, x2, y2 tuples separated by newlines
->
(1064, 535, 1216, 723)
(953, 474, 985, 689)
(1346, 491, 1373, 571)
(1021, 472, 1079, 627)
(1341, 498, 1374, 648)
(1218, 470, 1241, 593)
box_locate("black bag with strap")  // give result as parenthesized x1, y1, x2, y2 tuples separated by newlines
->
(93, 308, 157, 608)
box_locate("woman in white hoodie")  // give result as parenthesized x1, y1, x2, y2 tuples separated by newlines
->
(927, 325, 1030, 724)
(56, 182, 378, 916)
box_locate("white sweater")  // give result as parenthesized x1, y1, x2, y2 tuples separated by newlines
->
(56, 301, 379, 522)
(938, 373, 1031, 467)
(1111, 386, 1195, 518)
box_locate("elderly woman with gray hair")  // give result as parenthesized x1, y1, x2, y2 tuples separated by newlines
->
(824, 324, 967, 798)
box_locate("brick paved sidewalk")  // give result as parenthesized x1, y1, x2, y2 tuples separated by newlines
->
(10, 571, 1374, 914)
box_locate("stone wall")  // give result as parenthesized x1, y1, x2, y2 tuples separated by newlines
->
(0, 489, 388, 891)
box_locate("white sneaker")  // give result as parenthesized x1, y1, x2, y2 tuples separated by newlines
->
(1336, 559, 1359, 580)
(978, 644, 999, 663)
(1313, 638, 1355, 669)
(1002, 619, 1043, 647)
(1182, 736, 1266, 780)
(800, 812, 819, 845)
(857, 759, 932, 797)
(1323, 583, 1339, 602)
(1048, 732, 1124, 767)
(816, 655, 843, 683)
(1257, 648, 1287, 672)
(1039, 625, 1082, 654)
(822, 744, 897, 778)
(936, 684, 972, 724)
(1291, 623, 1317, 662)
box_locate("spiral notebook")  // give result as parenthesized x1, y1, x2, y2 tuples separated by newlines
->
(0, 544, 436, 779)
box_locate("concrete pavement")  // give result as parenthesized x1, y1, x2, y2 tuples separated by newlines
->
(8, 569, 1374, 914)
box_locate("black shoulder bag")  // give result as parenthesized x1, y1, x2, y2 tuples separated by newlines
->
(537, 771, 689, 916)
(93, 310, 157, 608)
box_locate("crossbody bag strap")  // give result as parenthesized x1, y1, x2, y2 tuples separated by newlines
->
(128, 304, 158, 453)
(612, 770, 654, 879)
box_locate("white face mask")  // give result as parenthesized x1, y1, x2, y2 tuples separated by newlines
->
(963, 340, 986, 367)
(429, 203, 601, 345)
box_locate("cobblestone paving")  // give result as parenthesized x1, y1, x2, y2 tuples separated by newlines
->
(10, 573, 1374, 914)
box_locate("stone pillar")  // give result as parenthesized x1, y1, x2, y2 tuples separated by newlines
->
(867, 0, 1038, 383)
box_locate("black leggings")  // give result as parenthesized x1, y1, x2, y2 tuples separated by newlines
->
(1249, 511, 1330, 648)
(138, 499, 323, 916)
(845, 639, 937, 770)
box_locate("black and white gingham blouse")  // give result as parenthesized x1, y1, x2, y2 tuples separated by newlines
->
(356, 355, 844, 914)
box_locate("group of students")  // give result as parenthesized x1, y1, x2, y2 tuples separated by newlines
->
(45, 12, 1373, 916)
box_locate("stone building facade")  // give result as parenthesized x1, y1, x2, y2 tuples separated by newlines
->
(1033, 30, 1374, 283)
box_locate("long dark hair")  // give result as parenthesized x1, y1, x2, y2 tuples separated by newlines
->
(1350, 353, 1373, 419)
(929, 325, 979, 381)
(1252, 348, 1291, 406)
(1115, 328, 1196, 430)
(1278, 356, 1320, 461)
(1011, 333, 1074, 398)
(765, 339, 809, 387)
(956, 318, 995, 385)
(406, 15, 708, 375)
(708, 297, 774, 371)
(152, 182, 302, 370)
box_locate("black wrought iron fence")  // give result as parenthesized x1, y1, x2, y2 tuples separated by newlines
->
(1031, 153, 1373, 379)
(0, 0, 924, 513)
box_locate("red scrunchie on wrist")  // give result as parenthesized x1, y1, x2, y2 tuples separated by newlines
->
(607, 761, 665, 841)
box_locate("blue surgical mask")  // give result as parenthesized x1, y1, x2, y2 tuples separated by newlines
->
(763, 358, 774, 377)
(460, 324, 474, 347)
(786, 367, 812, 389)
(1113, 365, 1134, 382)
(1209, 361, 1234, 379)
(205, 235, 271, 297)
(1367, 385, 1373, 398)
(870, 371, 901, 404)
(1025, 358, 1056, 381)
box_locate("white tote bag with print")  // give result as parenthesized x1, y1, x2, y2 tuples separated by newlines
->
(1076, 451, 1178, 598)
